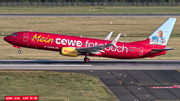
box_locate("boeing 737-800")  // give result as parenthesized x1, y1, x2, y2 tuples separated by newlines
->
(4, 18, 176, 62)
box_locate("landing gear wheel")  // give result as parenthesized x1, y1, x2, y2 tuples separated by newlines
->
(84, 57, 90, 63)
(18, 50, 21, 54)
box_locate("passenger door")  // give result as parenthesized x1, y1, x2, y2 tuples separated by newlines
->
(23, 33, 28, 42)
(139, 47, 144, 56)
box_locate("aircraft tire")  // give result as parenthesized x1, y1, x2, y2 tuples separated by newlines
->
(18, 50, 21, 54)
(84, 57, 90, 63)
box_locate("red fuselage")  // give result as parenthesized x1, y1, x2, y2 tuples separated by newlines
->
(4, 31, 166, 59)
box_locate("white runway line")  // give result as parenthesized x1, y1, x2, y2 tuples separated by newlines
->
(0, 65, 92, 67)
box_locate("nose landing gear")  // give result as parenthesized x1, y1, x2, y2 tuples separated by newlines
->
(18, 50, 21, 54)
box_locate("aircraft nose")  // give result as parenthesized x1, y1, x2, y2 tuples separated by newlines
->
(4, 36, 11, 42)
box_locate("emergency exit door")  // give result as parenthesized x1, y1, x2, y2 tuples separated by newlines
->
(139, 47, 144, 56)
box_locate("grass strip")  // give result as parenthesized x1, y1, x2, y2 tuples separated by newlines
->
(0, 6, 180, 14)
(0, 71, 117, 101)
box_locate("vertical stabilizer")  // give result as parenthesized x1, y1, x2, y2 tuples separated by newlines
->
(149, 18, 176, 45)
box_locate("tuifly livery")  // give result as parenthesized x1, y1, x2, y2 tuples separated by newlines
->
(4, 18, 176, 62)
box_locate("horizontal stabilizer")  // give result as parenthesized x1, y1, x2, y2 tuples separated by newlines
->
(151, 47, 174, 51)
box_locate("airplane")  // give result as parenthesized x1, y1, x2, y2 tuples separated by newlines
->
(4, 18, 176, 62)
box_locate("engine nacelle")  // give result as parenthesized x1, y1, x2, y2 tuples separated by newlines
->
(61, 47, 78, 57)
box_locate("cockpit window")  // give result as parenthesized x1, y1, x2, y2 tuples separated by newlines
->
(11, 33, 18, 37)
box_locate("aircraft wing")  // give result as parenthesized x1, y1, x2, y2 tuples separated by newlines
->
(77, 34, 120, 53)
(151, 47, 174, 51)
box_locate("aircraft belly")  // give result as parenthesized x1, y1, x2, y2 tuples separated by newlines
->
(102, 51, 140, 59)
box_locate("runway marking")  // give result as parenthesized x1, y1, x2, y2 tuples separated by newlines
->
(155, 100, 180, 101)
(151, 85, 180, 89)
(163, 83, 170, 85)
(0, 65, 92, 67)
(175, 68, 180, 72)
(155, 83, 161, 85)
(173, 83, 179, 85)
(138, 83, 180, 85)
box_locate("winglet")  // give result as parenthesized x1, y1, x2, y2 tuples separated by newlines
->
(104, 31, 113, 40)
(111, 33, 121, 47)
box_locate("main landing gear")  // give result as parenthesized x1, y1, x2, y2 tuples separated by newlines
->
(84, 55, 90, 63)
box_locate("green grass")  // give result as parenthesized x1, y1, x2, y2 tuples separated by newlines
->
(0, 17, 180, 60)
(1, 17, 180, 37)
(0, 71, 117, 101)
(0, 6, 180, 14)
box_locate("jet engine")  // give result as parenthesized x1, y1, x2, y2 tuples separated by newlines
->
(60, 47, 78, 57)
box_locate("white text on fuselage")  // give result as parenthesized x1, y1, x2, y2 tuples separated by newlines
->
(55, 38, 128, 53)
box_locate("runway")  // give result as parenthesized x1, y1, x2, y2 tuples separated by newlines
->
(1, 60, 180, 101)
(61, 70, 180, 101)
(0, 60, 180, 70)
(0, 14, 180, 17)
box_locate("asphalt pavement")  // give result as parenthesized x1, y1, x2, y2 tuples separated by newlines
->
(60, 70, 180, 101)
(1, 60, 180, 101)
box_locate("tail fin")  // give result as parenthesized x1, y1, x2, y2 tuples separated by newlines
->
(149, 18, 176, 46)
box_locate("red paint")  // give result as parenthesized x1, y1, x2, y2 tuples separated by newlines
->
(150, 85, 180, 89)
(3, 31, 169, 61)
(5, 96, 38, 101)
(22, 96, 39, 101)
(13, 45, 21, 49)
(5, 96, 21, 101)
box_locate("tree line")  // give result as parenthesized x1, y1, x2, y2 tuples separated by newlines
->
(0, 0, 178, 2)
